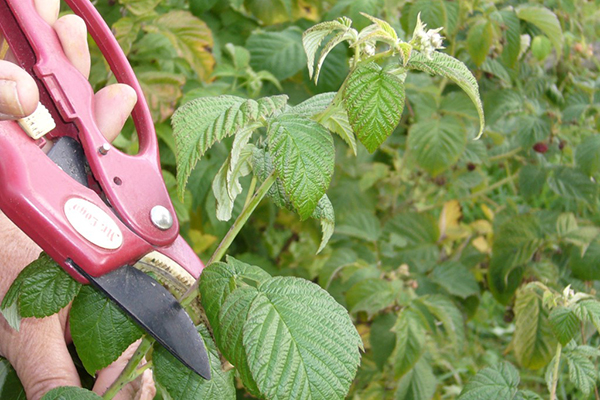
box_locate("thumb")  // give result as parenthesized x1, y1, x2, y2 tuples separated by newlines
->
(2, 310, 81, 400)
(0, 60, 39, 120)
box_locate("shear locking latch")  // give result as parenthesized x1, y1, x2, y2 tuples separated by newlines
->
(17, 102, 56, 140)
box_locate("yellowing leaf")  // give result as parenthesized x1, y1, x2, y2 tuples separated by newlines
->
(471, 219, 492, 235)
(439, 200, 461, 238)
(145, 11, 215, 81)
(189, 229, 217, 254)
(481, 204, 494, 221)
(137, 71, 186, 122)
(472, 236, 490, 253)
(119, 0, 161, 16)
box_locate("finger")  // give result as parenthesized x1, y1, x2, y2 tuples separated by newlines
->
(0, 61, 38, 119)
(1, 315, 80, 400)
(34, 0, 60, 26)
(53, 15, 91, 79)
(94, 84, 137, 143)
(93, 340, 156, 400)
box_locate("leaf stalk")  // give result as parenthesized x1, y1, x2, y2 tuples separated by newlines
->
(102, 337, 154, 400)
(180, 171, 277, 307)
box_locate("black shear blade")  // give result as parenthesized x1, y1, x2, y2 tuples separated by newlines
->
(70, 261, 211, 380)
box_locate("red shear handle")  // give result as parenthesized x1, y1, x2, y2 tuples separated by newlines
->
(0, 0, 178, 246)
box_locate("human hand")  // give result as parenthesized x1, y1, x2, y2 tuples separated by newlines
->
(0, 1, 154, 399)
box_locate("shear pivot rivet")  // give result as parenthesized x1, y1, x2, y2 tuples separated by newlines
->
(98, 143, 111, 155)
(151, 206, 173, 230)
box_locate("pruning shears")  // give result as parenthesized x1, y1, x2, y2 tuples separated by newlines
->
(0, 0, 211, 379)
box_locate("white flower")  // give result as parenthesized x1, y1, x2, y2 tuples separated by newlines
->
(364, 42, 376, 56)
(410, 13, 445, 59)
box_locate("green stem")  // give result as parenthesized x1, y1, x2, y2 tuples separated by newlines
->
(244, 176, 258, 209)
(550, 343, 562, 400)
(180, 172, 277, 307)
(488, 147, 523, 162)
(418, 174, 518, 212)
(102, 337, 154, 400)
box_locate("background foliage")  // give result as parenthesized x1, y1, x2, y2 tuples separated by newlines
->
(1, 0, 600, 398)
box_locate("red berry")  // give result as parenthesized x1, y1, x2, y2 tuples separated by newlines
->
(533, 142, 548, 153)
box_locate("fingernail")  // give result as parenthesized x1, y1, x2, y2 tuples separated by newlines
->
(0, 79, 24, 117)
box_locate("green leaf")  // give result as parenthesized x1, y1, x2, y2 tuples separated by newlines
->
(407, 0, 447, 33)
(570, 240, 600, 281)
(383, 212, 440, 273)
(488, 214, 543, 304)
(407, 52, 485, 139)
(322, 102, 357, 155)
(519, 165, 547, 198)
(516, 6, 563, 58)
(302, 18, 356, 85)
(286, 93, 355, 150)
(498, 10, 521, 67)
(172, 95, 286, 196)
(416, 295, 465, 349)
(267, 114, 335, 219)
(217, 286, 261, 395)
(516, 390, 543, 400)
(41, 387, 102, 400)
(144, 11, 214, 80)
(360, 13, 398, 42)
(480, 59, 511, 84)
(212, 144, 253, 221)
(311, 195, 336, 253)
(247, 27, 307, 81)
(573, 299, 600, 333)
(457, 362, 520, 400)
(0, 358, 25, 399)
(531, 36, 553, 61)
(252, 147, 335, 246)
(1, 253, 81, 322)
(199, 257, 271, 340)
(241, 277, 362, 400)
(430, 261, 479, 299)
(0, 303, 20, 332)
(346, 278, 397, 317)
(467, 21, 494, 66)
(371, 313, 397, 371)
(565, 348, 597, 396)
(576, 136, 600, 176)
(336, 211, 381, 242)
(325, 0, 385, 31)
(69, 286, 143, 376)
(547, 167, 597, 203)
(154, 325, 235, 400)
(408, 116, 467, 176)
(344, 62, 405, 152)
(303, 19, 352, 80)
(548, 307, 579, 346)
(289, 92, 336, 117)
(512, 287, 556, 369)
(393, 309, 426, 379)
(394, 358, 437, 400)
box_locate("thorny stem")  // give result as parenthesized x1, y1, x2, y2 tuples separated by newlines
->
(180, 171, 277, 307)
(103, 337, 154, 400)
(549, 343, 562, 400)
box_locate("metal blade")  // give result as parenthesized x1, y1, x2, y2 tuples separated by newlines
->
(69, 260, 211, 379)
